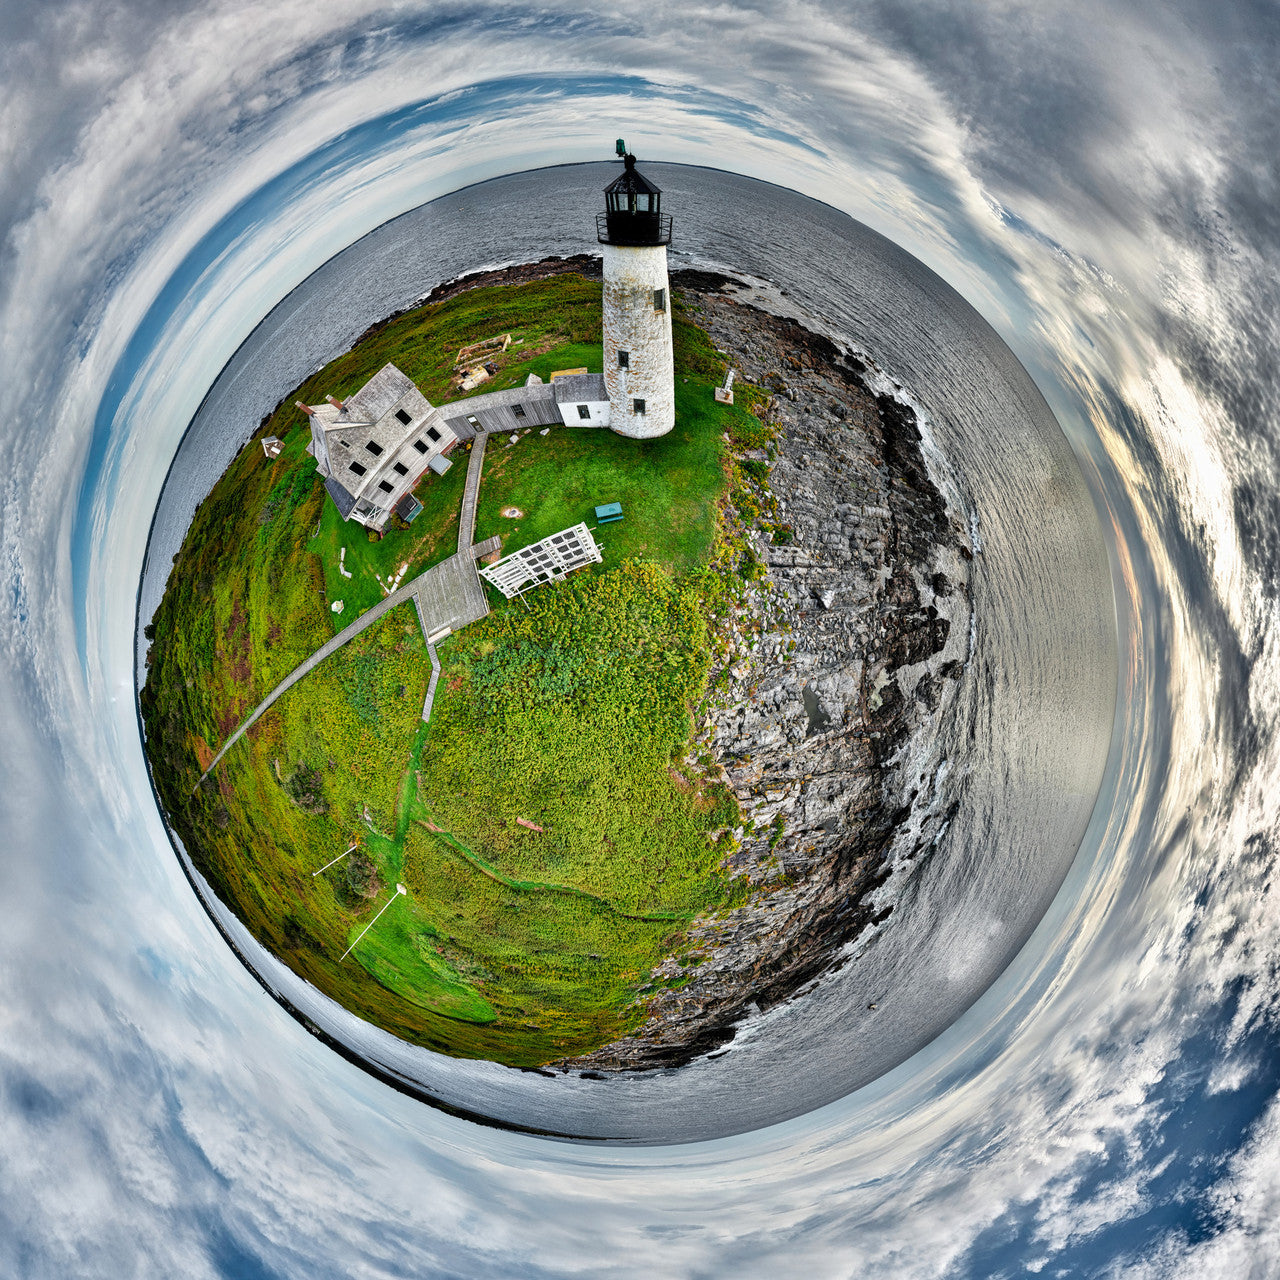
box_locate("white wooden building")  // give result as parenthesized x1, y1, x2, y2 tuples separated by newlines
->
(300, 363, 459, 532)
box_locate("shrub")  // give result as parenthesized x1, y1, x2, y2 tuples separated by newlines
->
(285, 764, 328, 814)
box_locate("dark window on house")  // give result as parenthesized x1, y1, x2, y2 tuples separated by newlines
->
(577, 404, 592, 420)
(512, 403, 526, 419)
(618, 350, 630, 368)
(413, 439, 428, 454)
(426, 427, 441, 442)
(395, 409, 412, 425)
(633, 398, 646, 414)
(393, 462, 408, 476)
(653, 288, 666, 312)
(378, 480, 394, 494)
(365, 441, 383, 456)
(349, 461, 367, 476)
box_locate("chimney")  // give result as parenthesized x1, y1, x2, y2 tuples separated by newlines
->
(295, 401, 315, 417)
(326, 395, 345, 410)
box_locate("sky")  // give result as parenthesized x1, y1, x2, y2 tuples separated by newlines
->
(3, 1, 1280, 1276)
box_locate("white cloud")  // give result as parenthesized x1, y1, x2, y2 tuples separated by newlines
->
(4, 0, 1280, 1276)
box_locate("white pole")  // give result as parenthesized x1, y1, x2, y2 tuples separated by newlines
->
(340, 884, 407, 961)
(312, 843, 358, 877)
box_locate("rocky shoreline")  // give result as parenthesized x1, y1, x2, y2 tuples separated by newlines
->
(550, 269, 974, 1072)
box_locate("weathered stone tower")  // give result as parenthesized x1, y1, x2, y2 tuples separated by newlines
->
(598, 142, 675, 439)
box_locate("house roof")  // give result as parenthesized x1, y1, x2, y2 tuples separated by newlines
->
(552, 373, 608, 403)
(324, 475, 358, 519)
(345, 363, 416, 423)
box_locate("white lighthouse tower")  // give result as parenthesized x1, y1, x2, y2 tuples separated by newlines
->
(598, 141, 675, 439)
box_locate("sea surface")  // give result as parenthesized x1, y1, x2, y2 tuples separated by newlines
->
(137, 163, 1116, 1142)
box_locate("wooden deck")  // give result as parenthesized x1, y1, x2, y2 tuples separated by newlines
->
(414, 547, 489, 638)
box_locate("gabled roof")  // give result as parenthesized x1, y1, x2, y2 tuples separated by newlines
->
(310, 402, 352, 428)
(344, 364, 416, 423)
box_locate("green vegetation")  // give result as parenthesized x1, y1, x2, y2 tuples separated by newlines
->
(417, 562, 744, 914)
(476, 386, 721, 578)
(142, 271, 779, 1065)
(338, 275, 605, 405)
(313, 452, 469, 618)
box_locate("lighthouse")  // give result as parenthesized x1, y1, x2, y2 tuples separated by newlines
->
(598, 141, 675, 439)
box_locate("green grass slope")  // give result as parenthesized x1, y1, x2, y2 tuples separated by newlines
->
(141, 272, 775, 1065)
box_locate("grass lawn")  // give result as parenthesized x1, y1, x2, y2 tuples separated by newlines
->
(142, 271, 776, 1066)
(312, 453, 470, 619)
(473, 364, 760, 586)
(277, 274, 604, 413)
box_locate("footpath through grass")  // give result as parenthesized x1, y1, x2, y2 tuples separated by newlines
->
(142, 271, 774, 1065)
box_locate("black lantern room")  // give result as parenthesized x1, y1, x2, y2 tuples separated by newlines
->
(597, 142, 673, 246)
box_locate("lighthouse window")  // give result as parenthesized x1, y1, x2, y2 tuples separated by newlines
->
(395, 409, 412, 425)
(364, 440, 383, 456)
(653, 288, 666, 312)
(617, 350, 630, 368)
(633, 398, 646, 415)
(577, 404, 592, 420)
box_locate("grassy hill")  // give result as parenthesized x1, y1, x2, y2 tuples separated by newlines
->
(141, 271, 775, 1065)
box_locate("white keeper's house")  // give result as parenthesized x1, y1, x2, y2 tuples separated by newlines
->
(307, 141, 676, 531)
(300, 364, 459, 533)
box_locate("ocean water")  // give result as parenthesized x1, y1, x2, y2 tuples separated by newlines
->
(137, 163, 1115, 1142)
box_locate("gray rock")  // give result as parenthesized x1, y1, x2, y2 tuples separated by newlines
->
(552, 279, 974, 1074)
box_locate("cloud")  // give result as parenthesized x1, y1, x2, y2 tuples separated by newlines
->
(5, 0, 1280, 1275)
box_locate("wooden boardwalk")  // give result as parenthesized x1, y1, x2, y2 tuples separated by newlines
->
(457, 432, 488, 554)
(421, 642, 442, 722)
